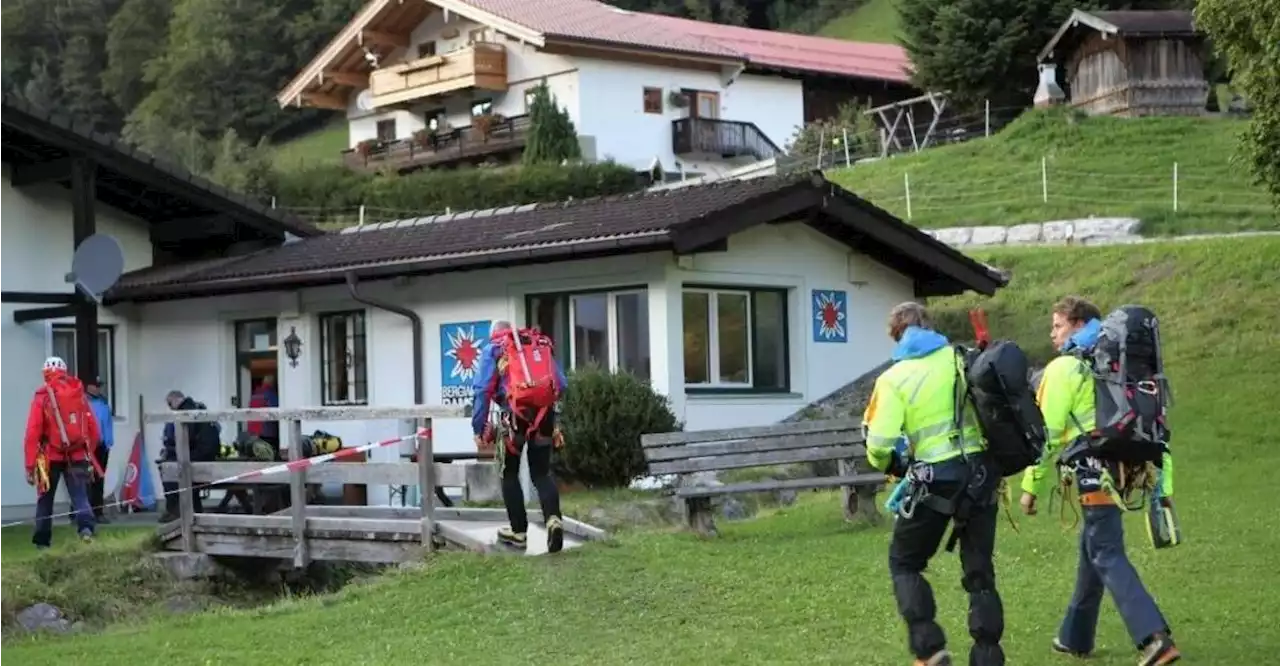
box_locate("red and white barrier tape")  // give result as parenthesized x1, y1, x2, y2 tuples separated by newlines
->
(0, 429, 429, 529)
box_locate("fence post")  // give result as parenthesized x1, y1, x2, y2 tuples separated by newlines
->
(985, 99, 991, 137)
(175, 420, 195, 553)
(1173, 162, 1179, 212)
(842, 128, 851, 167)
(1041, 156, 1048, 203)
(417, 418, 436, 552)
(904, 172, 912, 221)
(816, 128, 826, 169)
(288, 419, 310, 569)
(358, 204, 365, 226)
(270, 196, 277, 209)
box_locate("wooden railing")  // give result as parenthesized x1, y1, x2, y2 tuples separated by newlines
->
(370, 43, 508, 108)
(672, 117, 783, 162)
(343, 114, 530, 173)
(149, 405, 475, 567)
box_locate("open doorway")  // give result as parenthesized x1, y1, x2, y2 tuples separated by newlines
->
(233, 319, 280, 455)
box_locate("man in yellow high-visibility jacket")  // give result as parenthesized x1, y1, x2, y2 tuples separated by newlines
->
(1020, 296, 1180, 666)
(864, 302, 1004, 666)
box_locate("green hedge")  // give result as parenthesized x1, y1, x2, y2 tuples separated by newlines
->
(271, 162, 643, 218)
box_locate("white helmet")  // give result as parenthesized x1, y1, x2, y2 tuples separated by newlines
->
(43, 357, 67, 372)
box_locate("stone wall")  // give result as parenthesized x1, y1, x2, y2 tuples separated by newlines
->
(923, 218, 1143, 248)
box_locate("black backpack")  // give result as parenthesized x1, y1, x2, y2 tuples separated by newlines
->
(1072, 305, 1171, 463)
(959, 340, 1048, 477)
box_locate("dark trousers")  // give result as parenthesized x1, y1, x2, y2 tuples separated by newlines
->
(500, 408, 562, 534)
(33, 462, 95, 547)
(889, 476, 1005, 666)
(1059, 505, 1170, 651)
(89, 445, 110, 518)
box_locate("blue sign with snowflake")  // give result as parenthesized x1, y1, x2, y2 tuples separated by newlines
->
(440, 320, 491, 405)
(812, 290, 848, 343)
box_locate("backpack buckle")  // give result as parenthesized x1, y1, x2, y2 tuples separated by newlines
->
(1136, 381, 1159, 395)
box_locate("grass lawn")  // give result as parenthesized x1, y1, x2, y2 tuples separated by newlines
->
(5, 237, 1280, 664)
(819, 0, 901, 43)
(828, 108, 1278, 235)
(270, 120, 348, 171)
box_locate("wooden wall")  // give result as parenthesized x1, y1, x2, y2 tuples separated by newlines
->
(1066, 33, 1208, 117)
(802, 77, 921, 124)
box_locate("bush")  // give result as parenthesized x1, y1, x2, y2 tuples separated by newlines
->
(555, 366, 681, 488)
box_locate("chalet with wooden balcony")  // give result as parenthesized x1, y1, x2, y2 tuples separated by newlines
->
(277, 0, 920, 178)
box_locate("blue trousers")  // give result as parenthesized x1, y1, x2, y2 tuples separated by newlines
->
(32, 462, 96, 547)
(1059, 505, 1169, 652)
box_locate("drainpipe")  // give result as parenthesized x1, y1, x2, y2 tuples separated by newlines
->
(345, 272, 453, 507)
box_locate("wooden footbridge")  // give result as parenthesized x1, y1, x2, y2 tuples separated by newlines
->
(151, 405, 606, 566)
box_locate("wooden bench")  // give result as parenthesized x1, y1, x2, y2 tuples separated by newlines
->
(641, 418, 886, 536)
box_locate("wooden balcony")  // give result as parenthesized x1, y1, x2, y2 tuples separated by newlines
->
(369, 43, 508, 108)
(343, 114, 531, 173)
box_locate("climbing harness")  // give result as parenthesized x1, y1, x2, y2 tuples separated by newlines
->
(885, 461, 934, 519)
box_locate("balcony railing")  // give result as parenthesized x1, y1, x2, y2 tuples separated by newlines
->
(343, 114, 531, 173)
(369, 43, 508, 109)
(672, 117, 783, 162)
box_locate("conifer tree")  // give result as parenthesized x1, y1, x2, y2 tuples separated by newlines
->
(522, 82, 582, 166)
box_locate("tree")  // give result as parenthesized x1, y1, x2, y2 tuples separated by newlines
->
(1196, 0, 1280, 207)
(522, 82, 582, 166)
(103, 0, 173, 113)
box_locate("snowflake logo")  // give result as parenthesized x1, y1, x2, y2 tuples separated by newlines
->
(814, 290, 847, 341)
(445, 325, 488, 382)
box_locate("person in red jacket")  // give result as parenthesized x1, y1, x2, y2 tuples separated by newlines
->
(25, 357, 100, 549)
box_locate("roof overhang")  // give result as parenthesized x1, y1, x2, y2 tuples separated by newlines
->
(277, 0, 545, 110)
(1038, 9, 1199, 63)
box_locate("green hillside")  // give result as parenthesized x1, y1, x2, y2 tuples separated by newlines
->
(819, 0, 901, 43)
(6, 236, 1280, 665)
(270, 119, 349, 170)
(829, 108, 1278, 235)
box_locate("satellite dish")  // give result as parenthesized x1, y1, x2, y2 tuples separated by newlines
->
(65, 233, 124, 304)
(356, 89, 373, 112)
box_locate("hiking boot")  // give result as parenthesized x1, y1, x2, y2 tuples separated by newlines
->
(913, 650, 952, 666)
(1138, 633, 1179, 666)
(95, 514, 112, 525)
(158, 511, 179, 524)
(497, 526, 527, 550)
(78, 529, 94, 543)
(546, 516, 565, 554)
(1053, 637, 1091, 658)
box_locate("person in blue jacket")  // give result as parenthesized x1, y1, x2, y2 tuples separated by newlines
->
(85, 377, 114, 523)
(470, 320, 568, 553)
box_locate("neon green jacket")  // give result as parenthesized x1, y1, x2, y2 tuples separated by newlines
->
(864, 330, 985, 472)
(1022, 355, 1174, 498)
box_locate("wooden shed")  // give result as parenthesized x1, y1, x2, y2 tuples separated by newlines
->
(1038, 10, 1209, 117)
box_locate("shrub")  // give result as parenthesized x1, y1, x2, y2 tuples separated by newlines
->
(555, 365, 681, 488)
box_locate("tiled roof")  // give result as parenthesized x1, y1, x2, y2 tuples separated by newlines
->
(462, 0, 911, 81)
(109, 171, 1005, 302)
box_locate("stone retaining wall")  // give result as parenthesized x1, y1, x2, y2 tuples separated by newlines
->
(923, 218, 1143, 248)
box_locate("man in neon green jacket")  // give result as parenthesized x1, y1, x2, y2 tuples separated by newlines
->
(864, 302, 1004, 666)
(1020, 296, 1180, 666)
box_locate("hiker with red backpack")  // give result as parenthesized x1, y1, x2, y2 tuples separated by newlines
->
(471, 320, 568, 552)
(24, 357, 102, 549)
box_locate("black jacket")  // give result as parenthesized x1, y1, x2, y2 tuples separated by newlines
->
(162, 397, 222, 462)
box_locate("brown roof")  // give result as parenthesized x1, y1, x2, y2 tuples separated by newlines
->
(108, 172, 1005, 302)
(1039, 9, 1201, 62)
(1, 95, 322, 239)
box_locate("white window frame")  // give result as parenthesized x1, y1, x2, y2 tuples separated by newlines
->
(318, 311, 368, 406)
(50, 324, 118, 415)
(682, 288, 754, 389)
(566, 290, 647, 374)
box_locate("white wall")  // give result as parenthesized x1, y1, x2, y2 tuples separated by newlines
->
(1, 164, 154, 516)
(347, 13, 580, 148)
(575, 59, 804, 173)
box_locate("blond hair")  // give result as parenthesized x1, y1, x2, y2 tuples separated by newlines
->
(887, 301, 931, 341)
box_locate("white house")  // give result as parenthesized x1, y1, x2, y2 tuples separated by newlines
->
(1, 96, 1005, 519)
(276, 0, 919, 177)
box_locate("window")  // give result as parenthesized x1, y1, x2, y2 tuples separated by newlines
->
(468, 28, 486, 44)
(424, 109, 445, 132)
(51, 324, 117, 414)
(470, 99, 493, 117)
(526, 288, 650, 380)
(375, 119, 396, 142)
(683, 287, 788, 391)
(524, 88, 538, 112)
(319, 311, 368, 405)
(416, 41, 437, 59)
(643, 87, 663, 114)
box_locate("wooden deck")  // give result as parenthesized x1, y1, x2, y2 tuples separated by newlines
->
(150, 405, 606, 565)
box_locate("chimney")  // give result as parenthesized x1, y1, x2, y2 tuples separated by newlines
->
(1034, 63, 1066, 108)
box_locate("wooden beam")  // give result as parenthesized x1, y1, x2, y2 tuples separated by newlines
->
(322, 70, 368, 87)
(9, 157, 77, 187)
(418, 419, 435, 552)
(669, 185, 819, 254)
(360, 29, 409, 49)
(288, 420, 310, 569)
(143, 405, 463, 424)
(175, 421, 196, 553)
(71, 158, 99, 383)
(13, 305, 78, 324)
(300, 91, 348, 111)
(159, 460, 474, 488)
(640, 417, 864, 447)
(1, 291, 76, 304)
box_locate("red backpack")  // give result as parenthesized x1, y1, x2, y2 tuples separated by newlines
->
(41, 376, 101, 472)
(498, 327, 562, 432)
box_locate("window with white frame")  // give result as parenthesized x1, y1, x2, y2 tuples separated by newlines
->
(319, 311, 368, 405)
(51, 324, 118, 413)
(682, 286, 789, 392)
(526, 288, 650, 380)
